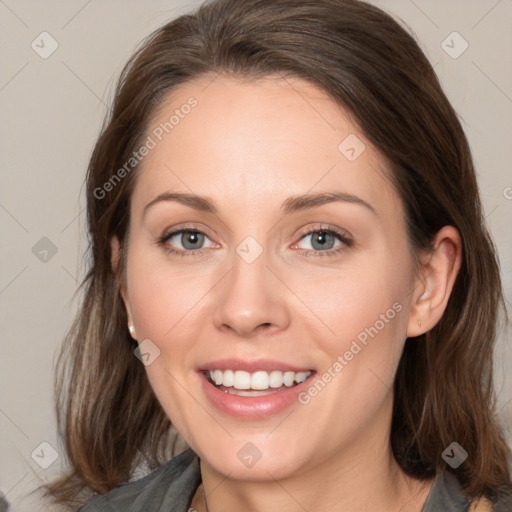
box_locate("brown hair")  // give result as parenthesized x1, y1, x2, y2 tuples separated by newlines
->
(44, 0, 511, 508)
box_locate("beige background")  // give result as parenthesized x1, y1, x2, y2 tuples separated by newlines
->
(0, 0, 511, 510)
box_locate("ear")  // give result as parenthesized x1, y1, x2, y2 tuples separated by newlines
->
(111, 236, 135, 337)
(406, 225, 462, 337)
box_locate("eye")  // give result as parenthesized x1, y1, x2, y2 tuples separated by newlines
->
(158, 224, 352, 259)
(292, 226, 353, 258)
(159, 228, 216, 255)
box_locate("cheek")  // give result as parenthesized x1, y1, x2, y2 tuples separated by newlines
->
(302, 251, 410, 348)
(299, 253, 412, 422)
(126, 247, 211, 342)
(124, 253, 209, 420)
(293, 255, 410, 431)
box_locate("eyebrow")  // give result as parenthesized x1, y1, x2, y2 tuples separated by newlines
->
(143, 191, 377, 217)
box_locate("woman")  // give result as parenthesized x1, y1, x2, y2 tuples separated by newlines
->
(44, 0, 512, 510)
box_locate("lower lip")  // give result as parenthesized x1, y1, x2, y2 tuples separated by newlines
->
(198, 371, 314, 419)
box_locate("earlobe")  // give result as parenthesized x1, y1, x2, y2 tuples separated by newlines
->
(406, 225, 462, 338)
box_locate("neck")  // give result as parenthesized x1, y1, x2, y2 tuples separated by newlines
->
(197, 434, 432, 512)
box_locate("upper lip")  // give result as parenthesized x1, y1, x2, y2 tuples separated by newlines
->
(198, 359, 314, 373)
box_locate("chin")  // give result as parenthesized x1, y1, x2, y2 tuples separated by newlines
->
(192, 432, 315, 481)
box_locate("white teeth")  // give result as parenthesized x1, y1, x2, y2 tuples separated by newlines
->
(283, 371, 295, 387)
(234, 371, 251, 390)
(251, 371, 269, 390)
(222, 369, 234, 387)
(207, 369, 312, 390)
(213, 370, 223, 386)
(294, 371, 309, 384)
(269, 370, 284, 388)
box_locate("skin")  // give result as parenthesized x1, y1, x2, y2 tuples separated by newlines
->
(113, 74, 462, 512)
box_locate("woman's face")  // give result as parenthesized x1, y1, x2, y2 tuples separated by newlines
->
(121, 74, 420, 480)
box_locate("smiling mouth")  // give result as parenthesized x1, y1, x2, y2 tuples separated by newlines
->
(204, 369, 315, 396)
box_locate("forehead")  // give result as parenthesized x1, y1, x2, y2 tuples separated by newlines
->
(132, 74, 399, 219)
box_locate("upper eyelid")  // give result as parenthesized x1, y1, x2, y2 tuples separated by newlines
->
(161, 223, 213, 240)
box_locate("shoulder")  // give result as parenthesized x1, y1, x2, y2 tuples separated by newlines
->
(422, 470, 512, 512)
(77, 448, 201, 512)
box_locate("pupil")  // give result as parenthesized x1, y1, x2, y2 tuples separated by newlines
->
(312, 231, 334, 251)
(182, 231, 203, 250)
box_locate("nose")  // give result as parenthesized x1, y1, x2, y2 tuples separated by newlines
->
(212, 251, 291, 338)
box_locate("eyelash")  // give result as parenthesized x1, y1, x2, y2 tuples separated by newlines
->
(157, 224, 353, 259)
